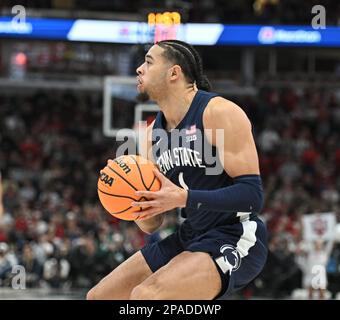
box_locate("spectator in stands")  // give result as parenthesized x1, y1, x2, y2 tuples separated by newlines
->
(19, 243, 43, 288)
(298, 238, 334, 299)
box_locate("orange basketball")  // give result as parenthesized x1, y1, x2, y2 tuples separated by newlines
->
(97, 155, 161, 221)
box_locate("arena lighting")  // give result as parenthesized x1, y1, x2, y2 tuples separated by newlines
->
(1, 16, 340, 47)
(147, 12, 181, 26)
(147, 11, 181, 42)
(14, 52, 27, 66)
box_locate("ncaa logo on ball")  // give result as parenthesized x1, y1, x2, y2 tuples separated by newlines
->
(99, 171, 114, 187)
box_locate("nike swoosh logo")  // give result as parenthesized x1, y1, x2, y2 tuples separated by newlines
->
(197, 202, 202, 209)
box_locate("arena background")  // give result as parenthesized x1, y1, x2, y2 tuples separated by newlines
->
(0, 0, 340, 300)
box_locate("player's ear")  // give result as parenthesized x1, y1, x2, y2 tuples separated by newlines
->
(169, 65, 181, 81)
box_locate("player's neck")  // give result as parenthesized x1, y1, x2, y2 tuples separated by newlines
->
(156, 87, 198, 131)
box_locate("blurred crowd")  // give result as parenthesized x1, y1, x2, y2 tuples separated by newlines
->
(0, 85, 339, 298)
(238, 86, 340, 298)
(1, 0, 340, 25)
(0, 90, 177, 289)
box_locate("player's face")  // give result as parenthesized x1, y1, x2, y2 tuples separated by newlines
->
(136, 45, 171, 100)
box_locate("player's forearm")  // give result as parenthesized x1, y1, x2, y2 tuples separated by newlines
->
(186, 174, 264, 213)
(135, 215, 164, 234)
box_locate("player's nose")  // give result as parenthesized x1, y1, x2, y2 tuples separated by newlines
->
(136, 63, 144, 75)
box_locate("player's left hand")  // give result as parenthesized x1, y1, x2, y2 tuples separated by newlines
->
(131, 169, 187, 220)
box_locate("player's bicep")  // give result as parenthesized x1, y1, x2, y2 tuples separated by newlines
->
(219, 109, 259, 177)
(220, 124, 260, 178)
(204, 98, 260, 178)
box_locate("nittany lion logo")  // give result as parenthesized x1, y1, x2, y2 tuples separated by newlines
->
(219, 244, 241, 273)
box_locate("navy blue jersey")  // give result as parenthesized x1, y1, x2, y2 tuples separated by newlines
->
(152, 90, 251, 231)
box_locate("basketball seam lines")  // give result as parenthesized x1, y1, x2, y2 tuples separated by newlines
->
(128, 155, 149, 190)
(148, 175, 157, 190)
(97, 188, 139, 201)
(112, 207, 132, 215)
(107, 165, 138, 191)
(98, 189, 147, 215)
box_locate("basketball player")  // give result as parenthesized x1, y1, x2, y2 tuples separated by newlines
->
(87, 40, 267, 300)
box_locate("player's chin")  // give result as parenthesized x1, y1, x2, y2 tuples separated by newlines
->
(136, 91, 150, 102)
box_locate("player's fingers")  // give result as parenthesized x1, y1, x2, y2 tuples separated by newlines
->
(136, 209, 163, 220)
(152, 169, 166, 182)
(134, 207, 159, 218)
(107, 159, 114, 165)
(131, 200, 159, 208)
(138, 214, 160, 221)
(135, 190, 158, 198)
